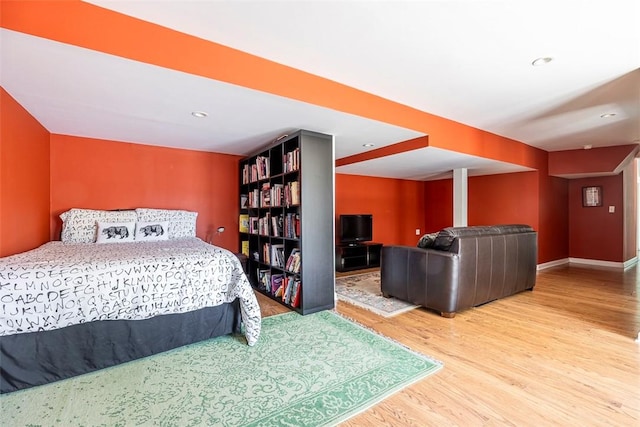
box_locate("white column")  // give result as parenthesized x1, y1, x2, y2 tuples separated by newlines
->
(453, 168, 468, 227)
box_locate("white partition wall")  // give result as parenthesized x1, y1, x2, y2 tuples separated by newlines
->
(453, 168, 468, 227)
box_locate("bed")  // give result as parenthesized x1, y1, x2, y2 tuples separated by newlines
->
(0, 208, 261, 394)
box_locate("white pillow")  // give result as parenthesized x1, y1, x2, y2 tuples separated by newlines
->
(135, 221, 169, 242)
(60, 209, 137, 243)
(135, 208, 197, 239)
(96, 221, 136, 243)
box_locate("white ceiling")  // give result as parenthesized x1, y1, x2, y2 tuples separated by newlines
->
(1, 0, 639, 180)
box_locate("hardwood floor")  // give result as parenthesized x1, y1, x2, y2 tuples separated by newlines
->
(255, 263, 640, 426)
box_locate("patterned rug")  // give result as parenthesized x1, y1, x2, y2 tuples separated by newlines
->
(1, 311, 442, 427)
(336, 271, 419, 317)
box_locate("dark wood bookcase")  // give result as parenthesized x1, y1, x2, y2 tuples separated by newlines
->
(239, 130, 335, 315)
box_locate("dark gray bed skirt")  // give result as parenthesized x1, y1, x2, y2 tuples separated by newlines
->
(1, 301, 242, 394)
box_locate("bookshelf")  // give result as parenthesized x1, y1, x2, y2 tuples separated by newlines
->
(239, 130, 335, 315)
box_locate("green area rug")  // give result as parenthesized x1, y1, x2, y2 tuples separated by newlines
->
(336, 271, 419, 317)
(1, 310, 442, 427)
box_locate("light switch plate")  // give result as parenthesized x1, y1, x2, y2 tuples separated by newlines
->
(609, 206, 615, 213)
(415, 229, 421, 235)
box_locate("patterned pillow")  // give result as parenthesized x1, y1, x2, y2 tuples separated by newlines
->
(135, 221, 169, 242)
(135, 208, 197, 239)
(95, 221, 136, 243)
(60, 209, 137, 243)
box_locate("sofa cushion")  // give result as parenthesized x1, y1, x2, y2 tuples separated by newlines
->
(432, 224, 534, 251)
(417, 232, 438, 249)
(491, 224, 534, 234)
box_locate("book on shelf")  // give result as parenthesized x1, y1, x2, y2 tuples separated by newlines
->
(284, 181, 300, 206)
(248, 189, 260, 208)
(249, 216, 259, 234)
(284, 213, 300, 238)
(240, 194, 248, 209)
(258, 269, 270, 291)
(271, 214, 283, 237)
(258, 212, 271, 235)
(256, 155, 270, 180)
(262, 243, 271, 265)
(270, 244, 285, 268)
(283, 148, 300, 173)
(241, 240, 249, 256)
(285, 248, 301, 273)
(290, 278, 301, 308)
(239, 214, 249, 233)
(282, 277, 294, 304)
(274, 278, 284, 298)
(270, 183, 283, 207)
(270, 273, 285, 296)
(260, 182, 271, 207)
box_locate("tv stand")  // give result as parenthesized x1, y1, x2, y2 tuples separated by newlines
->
(336, 242, 382, 272)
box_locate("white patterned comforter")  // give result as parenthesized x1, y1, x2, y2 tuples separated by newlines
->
(0, 238, 261, 345)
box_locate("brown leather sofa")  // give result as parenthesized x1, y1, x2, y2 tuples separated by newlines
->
(381, 225, 537, 317)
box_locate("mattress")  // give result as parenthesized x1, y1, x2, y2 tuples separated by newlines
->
(0, 238, 261, 345)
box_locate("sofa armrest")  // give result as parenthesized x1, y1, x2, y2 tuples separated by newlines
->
(381, 245, 460, 314)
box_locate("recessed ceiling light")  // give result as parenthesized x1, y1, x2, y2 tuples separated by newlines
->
(362, 143, 374, 147)
(583, 144, 593, 150)
(191, 111, 208, 118)
(532, 57, 553, 66)
(600, 113, 616, 118)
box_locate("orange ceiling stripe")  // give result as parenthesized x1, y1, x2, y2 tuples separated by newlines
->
(1, 0, 545, 170)
(336, 136, 430, 167)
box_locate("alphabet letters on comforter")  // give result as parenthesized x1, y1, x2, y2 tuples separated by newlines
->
(0, 239, 261, 345)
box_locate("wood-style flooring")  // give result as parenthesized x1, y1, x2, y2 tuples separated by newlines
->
(255, 263, 640, 426)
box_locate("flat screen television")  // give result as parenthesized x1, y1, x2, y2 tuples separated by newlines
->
(339, 214, 373, 245)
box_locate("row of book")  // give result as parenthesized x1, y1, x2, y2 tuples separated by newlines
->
(243, 243, 300, 273)
(238, 214, 269, 235)
(257, 270, 301, 308)
(240, 181, 299, 209)
(263, 243, 285, 269)
(283, 148, 300, 173)
(241, 156, 270, 184)
(284, 213, 300, 239)
(241, 185, 275, 209)
(285, 248, 301, 273)
(239, 212, 300, 239)
(284, 181, 300, 206)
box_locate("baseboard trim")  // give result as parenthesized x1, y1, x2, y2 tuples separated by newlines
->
(623, 256, 638, 269)
(537, 256, 637, 271)
(569, 257, 628, 269)
(537, 258, 569, 270)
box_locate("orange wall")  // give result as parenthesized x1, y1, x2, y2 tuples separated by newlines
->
(468, 172, 539, 227)
(424, 172, 541, 233)
(569, 174, 624, 262)
(0, 88, 50, 257)
(49, 135, 241, 250)
(538, 173, 570, 263)
(423, 179, 453, 233)
(423, 171, 570, 263)
(335, 174, 426, 246)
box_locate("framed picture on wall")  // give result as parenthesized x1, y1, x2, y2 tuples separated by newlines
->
(582, 186, 602, 207)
